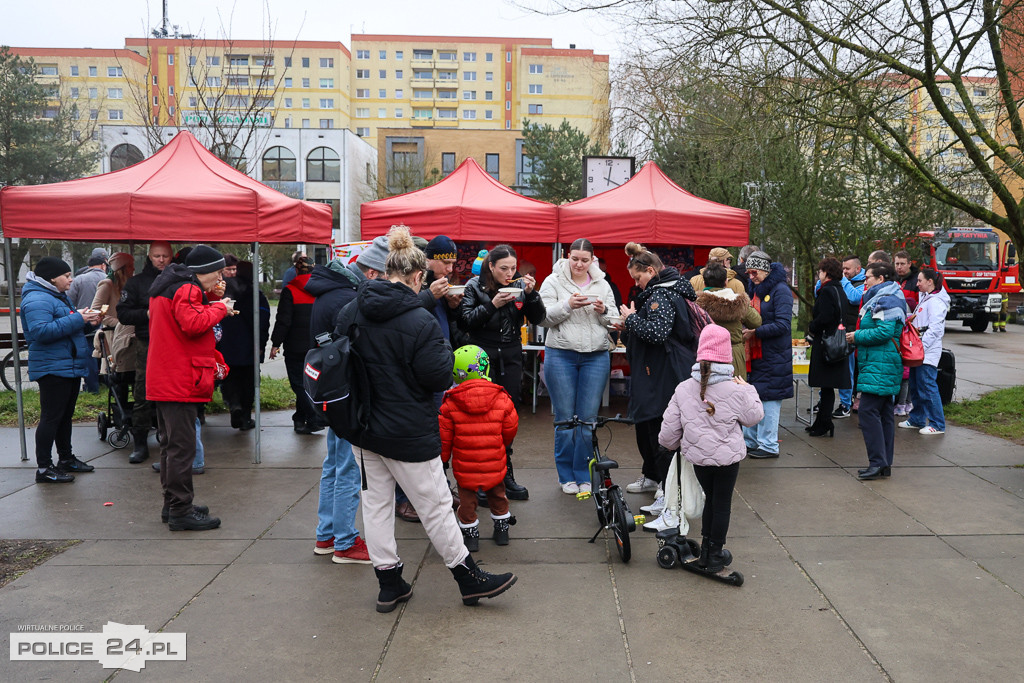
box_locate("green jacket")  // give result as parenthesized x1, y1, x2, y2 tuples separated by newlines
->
(853, 312, 904, 396)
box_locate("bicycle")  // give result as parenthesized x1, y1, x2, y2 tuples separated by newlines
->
(553, 414, 643, 563)
(2, 348, 30, 392)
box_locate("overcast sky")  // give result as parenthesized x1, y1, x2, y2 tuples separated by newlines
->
(1, 0, 623, 59)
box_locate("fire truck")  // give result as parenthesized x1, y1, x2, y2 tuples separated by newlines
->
(915, 227, 1020, 332)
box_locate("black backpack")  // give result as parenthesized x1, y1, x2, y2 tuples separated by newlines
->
(302, 315, 371, 444)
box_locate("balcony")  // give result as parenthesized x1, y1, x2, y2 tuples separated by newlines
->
(410, 58, 435, 70)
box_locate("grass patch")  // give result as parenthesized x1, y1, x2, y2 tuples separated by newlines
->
(945, 385, 1024, 446)
(0, 377, 295, 427)
(0, 540, 81, 589)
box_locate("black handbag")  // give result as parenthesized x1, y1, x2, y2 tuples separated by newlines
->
(821, 288, 852, 365)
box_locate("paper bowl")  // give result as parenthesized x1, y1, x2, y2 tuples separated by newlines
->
(606, 316, 622, 325)
(447, 285, 466, 295)
(499, 287, 522, 296)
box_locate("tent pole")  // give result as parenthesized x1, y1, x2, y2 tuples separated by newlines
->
(4, 238, 28, 461)
(252, 241, 261, 464)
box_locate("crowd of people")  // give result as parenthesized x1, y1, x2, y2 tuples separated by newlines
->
(19, 234, 953, 608)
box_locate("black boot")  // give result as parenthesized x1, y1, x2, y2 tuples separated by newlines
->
(503, 454, 529, 501)
(450, 555, 517, 606)
(698, 537, 710, 569)
(461, 523, 480, 552)
(375, 564, 413, 613)
(129, 429, 150, 464)
(704, 540, 733, 573)
(492, 516, 510, 546)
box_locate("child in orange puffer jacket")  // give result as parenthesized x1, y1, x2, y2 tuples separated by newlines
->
(440, 345, 518, 551)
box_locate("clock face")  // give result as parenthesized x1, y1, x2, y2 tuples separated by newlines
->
(583, 156, 634, 197)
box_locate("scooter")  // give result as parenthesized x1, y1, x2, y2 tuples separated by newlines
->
(655, 529, 744, 587)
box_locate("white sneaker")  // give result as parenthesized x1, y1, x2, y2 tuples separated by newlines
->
(577, 483, 592, 495)
(897, 420, 920, 429)
(625, 476, 658, 494)
(919, 426, 944, 435)
(642, 509, 679, 533)
(560, 482, 579, 495)
(640, 495, 665, 515)
(655, 487, 664, 499)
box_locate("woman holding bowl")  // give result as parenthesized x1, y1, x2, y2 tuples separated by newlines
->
(539, 238, 615, 494)
(461, 244, 546, 499)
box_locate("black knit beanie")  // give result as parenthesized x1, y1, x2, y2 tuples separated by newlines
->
(35, 256, 73, 281)
(185, 245, 226, 274)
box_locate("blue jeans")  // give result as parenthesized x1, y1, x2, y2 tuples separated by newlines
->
(544, 348, 610, 485)
(908, 365, 945, 431)
(743, 399, 781, 455)
(838, 353, 855, 408)
(193, 418, 204, 469)
(316, 429, 361, 551)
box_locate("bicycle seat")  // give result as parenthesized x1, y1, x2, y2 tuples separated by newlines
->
(593, 458, 619, 471)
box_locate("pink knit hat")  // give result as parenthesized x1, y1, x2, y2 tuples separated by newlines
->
(696, 324, 732, 364)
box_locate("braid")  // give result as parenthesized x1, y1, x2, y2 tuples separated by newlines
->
(699, 360, 716, 416)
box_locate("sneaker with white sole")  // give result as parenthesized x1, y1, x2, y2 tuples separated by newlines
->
(642, 509, 679, 533)
(560, 482, 579, 495)
(919, 426, 944, 435)
(625, 476, 658, 494)
(577, 483, 591, 495)
(332, 536, 372, 564)
(640, 495, 666, 515)
(314, 537, 335, 555)
(897, 420, 922, 429)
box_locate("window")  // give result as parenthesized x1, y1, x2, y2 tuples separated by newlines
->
(413, 49, 433, 59)
(88, 87, 98, 99)
(486, 153, 499, 179)
(319, 119, 333, 129)
(72, 130, 80, 140)
(188, 56, 197, 66)
(302, 98, 310, 108)
(213, 144, 246, 171)
(414, 70, 432, 79)
(529, 64, 543, 74)
(302, 118, 310, 128)
(395, 50, 404, 60)
(485, 110, 493, 120)
(169, 105, 175, 115)
(464, 52, 476, 62)
(505, 120, 511, 129)
(320, 57, 334, 68)
(506, 81, 512, 91)
(36, 65, 56, 76)
(529, 84, 542, 94)
(284, 57, 292, 67)
(285, 77, 292, 87)
(379, 69, 387, 78)
(395, 88, 404, 98)
(379, 50, 387, 59)
(153, 95, 159, 105)
(207, 56, 220, 66)
(284, 117, 292, 128)
(356, 127, 370, 136)
(356, 69, 370, 79)
(395, 69, 403, 79)
(437, 90, 456, 100)
(41, 107, 58, 119)
(379, 88, 387, 97)
(302, 57, 310, 68)
(485, 91, 493, 101)
(226, 95, 249, 108)
(108, 66, 123, 77)
(974, 88, 988, 97)
(205, 96, 216, 107)
(528, 104, 543, 114)
(307, 146, 340, 181)
(414, 89, 432, 99)
(463, 90, 476, 100)
(485, 72, 493, 81)
(320, 78, 333, 88)
(378, 108, 387, 118)
(485, 53, 493, 62)
(438, 71, 457, 80)
(89, 108, 98, 120)
(229, 55, 248, 67)
(168, 85, 175, 95)
(302, 78, 310, 88)
(395, 107, 403, 118)
(356, 89, 369, 98)
(109, 109, 124, 120)
(189, 96, 198, 107)
(227, 75, 248, 87)
(940, 86, 951, 96)
(463, 109, 477, 119)
(413, 108, 431, 119)
(438, 108, 456, 119)
(320, 98, 334, 108)
(206, 76, 221, 87)
(505, 101, 511, 110)
(356, 50, 370, 60)
(506, 52, 512, 62)
(439, 51, 457, 61)
(153, 75, 159, 85)
(167, 54, 174, 65)
(464, 71, 476, 81)
(284, 97, 292, 107)
(70, 65, 79, 76)
(356, 107, 370, 118)
(110, 144, 144, 171)
(442, 152, 456, 176)
(70, 87, 79, 98)
(88, 66, 97, 76)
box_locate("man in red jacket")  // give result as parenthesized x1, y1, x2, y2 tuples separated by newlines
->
(148, 245, 235, 531)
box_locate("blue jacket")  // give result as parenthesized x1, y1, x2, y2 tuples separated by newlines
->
(20, 274, 94, 380)
(748, 262, 794, 401)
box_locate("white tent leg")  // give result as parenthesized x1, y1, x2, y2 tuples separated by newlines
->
(252, 241, 261, 464)
(4, 238, 28, 461)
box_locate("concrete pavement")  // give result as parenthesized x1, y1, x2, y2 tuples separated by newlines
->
(1, 325, 1022, 681)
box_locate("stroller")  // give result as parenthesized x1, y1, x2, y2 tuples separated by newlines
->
(95, 330, 135, 449)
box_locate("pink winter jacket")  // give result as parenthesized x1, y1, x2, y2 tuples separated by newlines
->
(658, 378, 764, 466)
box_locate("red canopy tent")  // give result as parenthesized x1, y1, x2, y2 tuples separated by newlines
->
(360, 157, 558, 242)
(0, 130, 333, 463)
(0, 130, 333, 243)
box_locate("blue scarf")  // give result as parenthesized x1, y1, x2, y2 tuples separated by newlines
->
(859, 280, 907, 323)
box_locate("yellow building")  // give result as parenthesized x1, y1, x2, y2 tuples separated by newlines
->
(350, 35, 609, 148)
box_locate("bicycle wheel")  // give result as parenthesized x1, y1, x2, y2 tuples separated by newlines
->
(590, 460, 607, 526)
(2, 349, 29, 392)
(610, 488, 632, 563)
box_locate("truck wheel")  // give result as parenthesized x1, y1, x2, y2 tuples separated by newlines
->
(969, 318, 989, 333)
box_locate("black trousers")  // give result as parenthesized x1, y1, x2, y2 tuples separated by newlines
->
(693, 461, 740, 545)
(131, 339, 154, 432)
(156, 402, 200, 516)
(35, 375, 80, 468)
(284, 352, 321, 426)
(220, 365, 256, 417)
(858, 392, 895, 469)
(811, 387, 836, 430)
(634, 418, 663, 482)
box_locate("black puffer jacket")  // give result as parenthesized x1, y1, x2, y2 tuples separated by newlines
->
(622, 267, 697, 423)
(306, 263, 361, 342)
(116, 259, 161, 341)
(341, 279, 454, 462)
(459, 276, 546, 347)
(807, 278, 851, 389)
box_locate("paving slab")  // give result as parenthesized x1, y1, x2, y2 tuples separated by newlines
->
(940, 534, 1024, 595)
(964, 466, 1024, 497)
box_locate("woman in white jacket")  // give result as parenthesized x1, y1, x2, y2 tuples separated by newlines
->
(899, 268, 950, 435)
(540, 238, 615, 494)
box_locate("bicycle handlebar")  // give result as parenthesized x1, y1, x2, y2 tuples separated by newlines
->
(553, 414, 633, 429)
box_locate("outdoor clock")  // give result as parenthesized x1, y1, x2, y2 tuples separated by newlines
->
(583, 156, 635, 197)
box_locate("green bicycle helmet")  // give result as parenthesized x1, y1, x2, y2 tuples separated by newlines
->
(452, 345, 491, 383)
